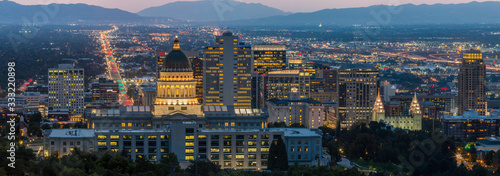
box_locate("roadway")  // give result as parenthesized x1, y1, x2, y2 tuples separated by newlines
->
(98, 26, 132, 106)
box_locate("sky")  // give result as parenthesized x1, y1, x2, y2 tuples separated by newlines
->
(9, 0, 500, 13)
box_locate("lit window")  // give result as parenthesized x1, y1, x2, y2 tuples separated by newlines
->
(185, 135, 195, 140)
(98, 135, 106, 140)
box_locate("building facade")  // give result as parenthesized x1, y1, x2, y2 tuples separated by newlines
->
(203, 32, 252, 109)
(442, 111, 500, 141)
(337, 64, 379, 128)
(48, 64, 84, 115)
(263, 70, 311, 102)
(91, 78, 120, 106)
(253, 44, 287, 74)
(458, 49, 487, 116)
(44, 124, 323, 170)
(373, 93, 422, 130)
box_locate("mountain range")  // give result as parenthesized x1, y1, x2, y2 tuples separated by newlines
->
(241, 1, 500, 25)
(137, 0, 290, 22)
(0, 1, 142, 24)
(1, 0, 500, 25)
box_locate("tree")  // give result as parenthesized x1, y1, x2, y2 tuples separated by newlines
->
(268, 137, 288, 171)
(28, 124, 42, 137)
(186, 160, 220, 176)
(41, 124, 52, 130)
(326, 142, 341, 164)
(484, 151, 495, 166)
(350, 133, 378, 160)
(157, 152, 179, 175)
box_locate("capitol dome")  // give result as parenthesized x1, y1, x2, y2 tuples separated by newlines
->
(161, 37, 192, 72)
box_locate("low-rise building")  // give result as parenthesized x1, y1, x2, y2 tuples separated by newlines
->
(43, 125, 322, 170)
(442, 111, 500, 141)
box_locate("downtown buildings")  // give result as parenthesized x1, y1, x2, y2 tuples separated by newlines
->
(48, 64, 85, 119)
(458, 49, 487, 116)
(203, 31, 253, 109)
(337, 64, 379, 128)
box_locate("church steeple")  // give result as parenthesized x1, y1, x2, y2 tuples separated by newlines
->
(409, 93, 421, 115)
(373, 91, 385, 114)
(372, 91, 385, 121)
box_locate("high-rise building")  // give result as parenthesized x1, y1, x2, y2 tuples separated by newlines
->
(203, 31, 252, 109)
(458, 49, 487, 116)
(48, 64, 85, 115)
(337, 64, 379, 128)
(190, 57, 204, 104)
(252, 44, 286, 74)
(153, 37, 203, 116)
(156, 51, 166, 78)
(322, 68, 338, 93)
(263, 70, 311, 102)
(288, 60, 316, 77)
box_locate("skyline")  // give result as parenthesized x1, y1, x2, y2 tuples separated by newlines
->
(8, 0, 500, 13)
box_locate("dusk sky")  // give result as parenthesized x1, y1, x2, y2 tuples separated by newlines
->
(9, 0, 500, 13)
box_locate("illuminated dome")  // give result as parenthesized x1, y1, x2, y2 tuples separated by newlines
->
(162, 37, 192, 72)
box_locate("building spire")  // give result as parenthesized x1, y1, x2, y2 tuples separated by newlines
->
(410, 93, 421, 114)
(173, 36, 181, 50)
(373, 91, 385, 113)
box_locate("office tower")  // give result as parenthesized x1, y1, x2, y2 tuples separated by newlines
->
(337, 64, 379, 128)
(251, 71, 263, 109)
(156, 51, 166, 78)
(323, 68, 338, 93)
(190, 57, 204, 104)
(153, 37, 203, 116)
(48, 64, 84, 115)
(263, 70, 311, 102)
(252, 44, 286, 74)
(91, 78, 120, 106)
(203, 31, 252, 109)
(382, 81, 396, 102)
(288, 60, 316, 76)
(458, 49, 486, 116)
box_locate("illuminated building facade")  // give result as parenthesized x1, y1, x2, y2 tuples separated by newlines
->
(153, 37, 203, 116)
(337, 64, 379, 128)
(373, 93, 422, 130)
(263, 70, 310, 103)
(288, 60, 316, 77)
(253, 44, 286, 74)
(203, 31, 252, 109)
(458, 49, 486, 116)
(48, 64, 84, 115)
(442, 111, 500, 141)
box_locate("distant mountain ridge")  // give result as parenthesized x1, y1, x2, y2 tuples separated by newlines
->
(137, 0, 290, 22)
(0, 1, 142, 24)
(239, 1, 500, 25)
